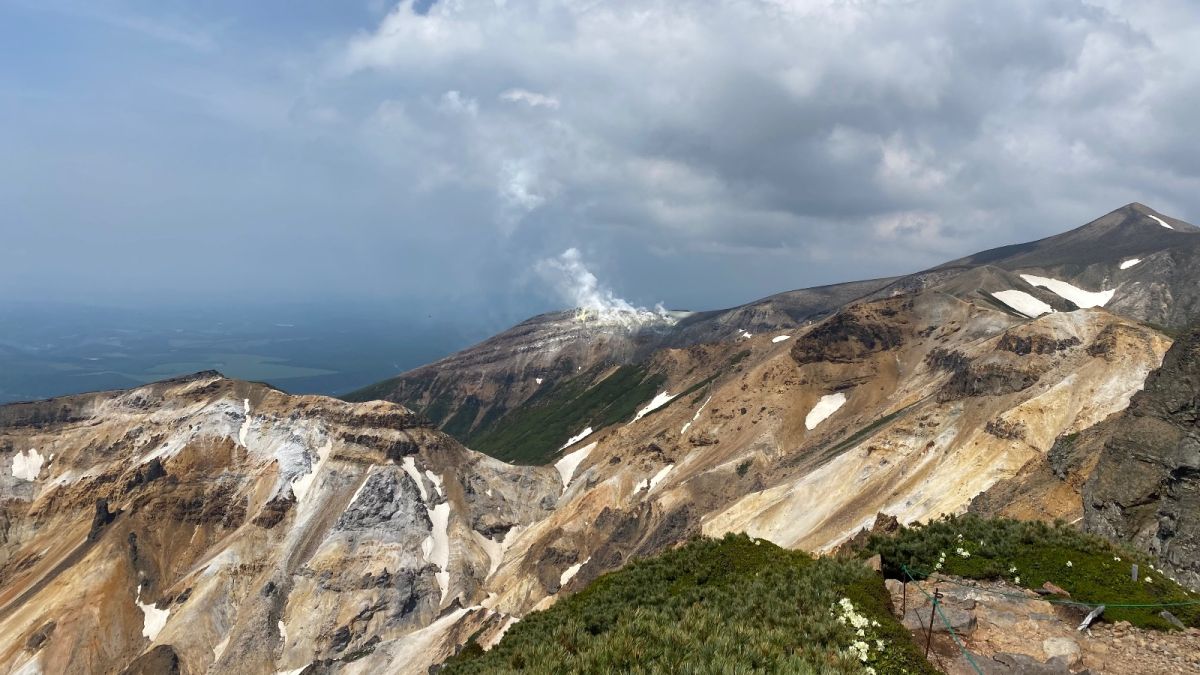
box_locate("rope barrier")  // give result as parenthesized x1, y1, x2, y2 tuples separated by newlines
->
(902, 565, 984, 675)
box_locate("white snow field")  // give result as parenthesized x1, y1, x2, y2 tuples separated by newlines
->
(991, 290, 1054, 318)
(805, 393, 847, 431)
(1019, 274, 1114, 308)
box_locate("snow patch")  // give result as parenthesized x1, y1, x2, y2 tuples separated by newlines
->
(554, 441, 596, 491)
(772, 334, 792, 343)
(238, 399, 251, 448)
(560, 556, 591, 587)
(1019, 274, 1114, 308)
(637, 464, 674, 493)
(1119, 258, 1142, 270)
(633, 392, 675, 422)
(476, 525, 521, 578)
(560, 427, 593, 450)
(805, 393, 847, 431)
(739, 330, 753, 340)
(421, 502, 452, 602)
(135, 584, 170, 641)
(424, 470, 445, 498)
(11, 448, 44, 482)
(278, 620, 288, 646)
(535, 377, 544, 385)
(991, 290, 1054, 318)
(681, 396, 712, 435)
(401, 457, 429, 502)
(289, 439, 331, 503)
(1148, 214, 1174, 230)
(482, 616, 519, 650)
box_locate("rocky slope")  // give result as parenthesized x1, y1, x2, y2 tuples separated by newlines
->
(3, 203, 1199, 674)
(0, 373, 560, 674)
(351, 204, 1197, 465)
(343, 279, 898, 455)
(1083, 324, 1200, 590)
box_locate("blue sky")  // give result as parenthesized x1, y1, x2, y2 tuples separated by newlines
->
(4, 0, 1199, 330)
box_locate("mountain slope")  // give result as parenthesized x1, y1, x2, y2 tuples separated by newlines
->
(4, 203, 1200, 674)
(0, 373, 560, 674)
(349, 204, 1197, 464)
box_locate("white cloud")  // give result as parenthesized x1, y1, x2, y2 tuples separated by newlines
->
(500, 89, 560, 109)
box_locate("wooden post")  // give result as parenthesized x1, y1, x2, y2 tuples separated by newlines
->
(902, 581, 908, 617)
(924, 587, 942, 659)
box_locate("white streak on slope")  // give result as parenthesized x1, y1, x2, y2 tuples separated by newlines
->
(772, 334, 792, 343)
(401, 457, 429, 502)
(422, 502, 452, 602)
(681, 396, 712, 435)
(560, 556, 591, 587)
(554, 441, 596, 491)
(1148, 214, 1174, 230)
(637, 464, 674, 493)
(991, 290, 1054, 318)
(425, 470, 445, 498)
(11, 448, 44, 481)
(1120, 258, 1142, 270)
(136, 584, 170, 641)
(560, 427, 593, 450)
(238, 398, 251, 448)
(805, 393, 847, 431)
(290, 439, 331, 503)
(1019, 274, 1114, 308)
(633, 392, 675, 422)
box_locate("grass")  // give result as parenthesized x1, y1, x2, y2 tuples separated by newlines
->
(444, 534, 937, 674)
(864, 515, 1200, 630)
(465, 365, 665, 465)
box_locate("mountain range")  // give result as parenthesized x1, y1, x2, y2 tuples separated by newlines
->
(2, 203, 1199, 674)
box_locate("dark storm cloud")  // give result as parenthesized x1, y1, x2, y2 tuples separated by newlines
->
(4, 0, 1200, 321)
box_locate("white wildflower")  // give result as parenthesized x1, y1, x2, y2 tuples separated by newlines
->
(1015, 576, 1021, 584)
(1066, 561, 1073, 568)
(1009, 566, 1018, 574)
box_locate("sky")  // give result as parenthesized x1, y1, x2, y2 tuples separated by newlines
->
(4, 0, 1200, 331)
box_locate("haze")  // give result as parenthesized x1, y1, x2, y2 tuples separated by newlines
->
(3, 0, 1199, 397)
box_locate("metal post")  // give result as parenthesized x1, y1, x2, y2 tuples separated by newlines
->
(924, 587, 942, 659)
(902, 581, 908, 617)
(1131, 563, 1138, 582)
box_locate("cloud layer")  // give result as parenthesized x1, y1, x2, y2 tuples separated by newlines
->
(5, 0, 1200, 322)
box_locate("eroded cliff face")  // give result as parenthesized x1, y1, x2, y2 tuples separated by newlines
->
(0, 373, 559, 675)
(1084, 325, 1200, 590)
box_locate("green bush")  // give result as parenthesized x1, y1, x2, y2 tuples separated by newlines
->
(444, 534, 936, 674)
(864, 515, 1199, 630)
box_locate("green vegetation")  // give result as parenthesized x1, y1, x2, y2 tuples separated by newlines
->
(442, 395, 482, 438)
(467, 365, 665, 465)
(825, 404, 915, 457)
(864, 515, 1200, 630)
(445, 534, 936, 674)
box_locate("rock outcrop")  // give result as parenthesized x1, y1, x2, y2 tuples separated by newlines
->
(1085, 324, 1200, 589)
